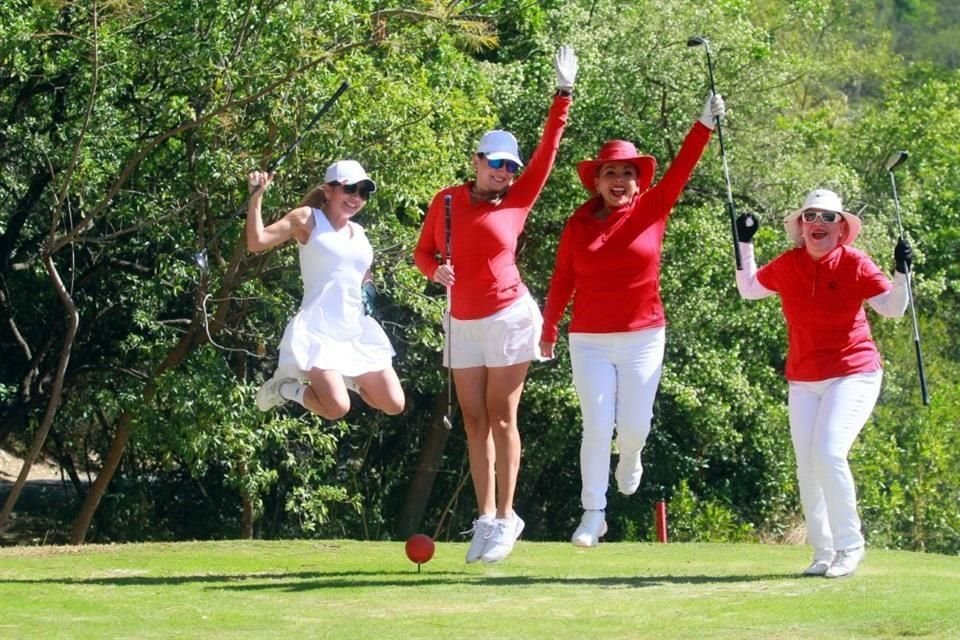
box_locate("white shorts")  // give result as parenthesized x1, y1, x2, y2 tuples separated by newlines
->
(444, 293, 543, 368)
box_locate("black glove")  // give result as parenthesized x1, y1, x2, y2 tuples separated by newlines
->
(735, 212, 759, 243)
(894, 237, 913, 274)
(361, 281, 377, 316)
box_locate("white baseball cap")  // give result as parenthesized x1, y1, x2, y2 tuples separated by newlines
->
(323, 160, 376, 191)
(476, 130, 523, 167)
(783, 188, 861, 246)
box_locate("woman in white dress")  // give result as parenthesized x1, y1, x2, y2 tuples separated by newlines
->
(245, 160, 405, 418)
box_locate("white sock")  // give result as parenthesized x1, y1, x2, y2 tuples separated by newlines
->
(279, 381, 306, 405)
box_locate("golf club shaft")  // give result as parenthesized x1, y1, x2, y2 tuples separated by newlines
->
(906, 273, 930, 405)
(443, 194, 454, 429)
(889, 169, 929, 405)
(702, 47, 742, 270)
(233, 81, 351, 219)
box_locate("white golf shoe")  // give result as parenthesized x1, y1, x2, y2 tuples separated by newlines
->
(615, 450, 643, 495)
(480, 514, 525, 563)
(802, 550, 835, 576)
(571, 510, 607, 547)
(464, 515, 495, 564)
(802, 560, 832, 576)
(825, 546, 865, 578)
(255, 375, 296, 411)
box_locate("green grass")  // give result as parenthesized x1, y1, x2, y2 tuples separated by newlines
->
(1, 540, 958, 639)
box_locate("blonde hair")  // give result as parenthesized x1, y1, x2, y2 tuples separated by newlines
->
(299, 184, 329, 209)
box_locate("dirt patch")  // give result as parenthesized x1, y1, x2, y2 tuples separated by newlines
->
(0, 449, 64, 484)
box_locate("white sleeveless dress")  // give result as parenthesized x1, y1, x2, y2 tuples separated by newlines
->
(274, 208, 395, 379)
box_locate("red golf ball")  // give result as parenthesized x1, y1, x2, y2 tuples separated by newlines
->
(405, 533, 435, 564)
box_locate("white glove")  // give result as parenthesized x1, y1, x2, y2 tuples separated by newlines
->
(698, 93, 726, 130)
(554, 45, 578, 92)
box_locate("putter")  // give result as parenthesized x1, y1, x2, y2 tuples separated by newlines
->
(193, 80, 351, 272)
(886, 150, 929, 405)
(687, 36, 742, 270)
(442, 194, 454, 430)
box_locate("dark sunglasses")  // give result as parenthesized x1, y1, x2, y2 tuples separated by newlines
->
(801, 210, 841, 224)
(479, 154, 520, 174)
(332, 180, 375, 200)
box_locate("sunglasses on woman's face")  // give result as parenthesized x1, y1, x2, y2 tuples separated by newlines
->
(801, 210, 841, 224)
(336, 181, 375, 200)
(480, 154, 520, 174)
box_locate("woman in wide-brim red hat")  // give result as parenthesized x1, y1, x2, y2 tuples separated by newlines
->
(540, 93, 725, 548)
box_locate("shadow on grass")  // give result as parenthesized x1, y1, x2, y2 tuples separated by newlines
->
(0, 570, 800, 591)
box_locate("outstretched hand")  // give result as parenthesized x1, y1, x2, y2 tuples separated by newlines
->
(895, 237, 913, 274)
(736, 212, 759, 243)
(554, 45, 578, 92)
(698, 94, 726, 130)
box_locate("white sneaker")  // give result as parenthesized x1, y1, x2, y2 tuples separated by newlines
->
(615, 450, 643, 495)
(343, 375, 360, 393)
(802, 550, 835, 576)
(802, 560, 832, 576)
(464, 515, 495, 564)
(571, 510, 607, 547)
(825, 546, 865, 578)
(480, 514, 525, 563)
(255, 375, 296, 411)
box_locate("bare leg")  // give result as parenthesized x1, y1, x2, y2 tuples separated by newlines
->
(485, 361, 530, 519)
(302, 369, 351, 420)
(353, 367, 405, 415)
(453, 367, 496, 516)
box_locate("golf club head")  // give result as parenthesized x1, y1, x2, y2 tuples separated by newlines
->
(193, 250, 209, 272)
(442, 415, 453, 430)
(687, 35, 709, 48)
(885, 150, 909, 172)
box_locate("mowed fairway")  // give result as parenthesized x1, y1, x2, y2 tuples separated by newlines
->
(1, 540, 958, 639)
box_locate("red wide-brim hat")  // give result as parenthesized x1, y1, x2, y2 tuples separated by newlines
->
(576, 140, 657, 193)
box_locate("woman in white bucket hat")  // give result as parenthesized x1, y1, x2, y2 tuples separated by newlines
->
(734, 188, 913, 578)
(414, 45, 578, 564)
(246, 160, 405, 419)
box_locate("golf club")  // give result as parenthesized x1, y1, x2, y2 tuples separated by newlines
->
(886, 150, 929, 405)
(687, 36, 742, 270)
(193, 80, 351, 272)
(443, 194, 454, 430)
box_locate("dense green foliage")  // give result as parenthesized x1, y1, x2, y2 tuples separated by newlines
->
(1, 1, 958, 552)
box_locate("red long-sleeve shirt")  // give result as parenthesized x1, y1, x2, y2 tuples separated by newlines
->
(541, 122, 712, 343)
(414, 95, 571, 320)
(757, 246, 891, 381)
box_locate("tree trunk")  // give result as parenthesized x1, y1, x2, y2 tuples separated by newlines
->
(396, 392, 453, 538)
(0, 255, 79, 532)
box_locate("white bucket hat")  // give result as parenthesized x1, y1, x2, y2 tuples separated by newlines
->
(782, 188, 861, 246)
(324, 160, 376, 191)
(476, 130, 524, 167)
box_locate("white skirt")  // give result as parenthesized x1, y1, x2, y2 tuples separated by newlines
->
(274, 306, 395, 379)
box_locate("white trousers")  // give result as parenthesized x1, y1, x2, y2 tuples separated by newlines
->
(569, 328, 665, 510)
(788, 370, 882, 555)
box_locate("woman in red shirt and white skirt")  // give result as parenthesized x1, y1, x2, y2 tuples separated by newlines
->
(735, 188, 912, 578)
(414, 46, 578, 564)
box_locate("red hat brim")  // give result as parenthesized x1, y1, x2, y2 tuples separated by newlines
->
(576, 155, 657, 194)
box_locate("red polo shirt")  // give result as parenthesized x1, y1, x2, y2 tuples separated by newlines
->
(540, 122, 712, 343)
(414, 95, 571, 319)
(757, 245, 891, 381)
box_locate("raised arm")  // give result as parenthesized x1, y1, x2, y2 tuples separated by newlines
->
(867, 238, 911, 318)
(734, 213, 775, 300)
(647, 94, 725, 213)
(510, 46, 576, 202)
(245, 171, 310, 253)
